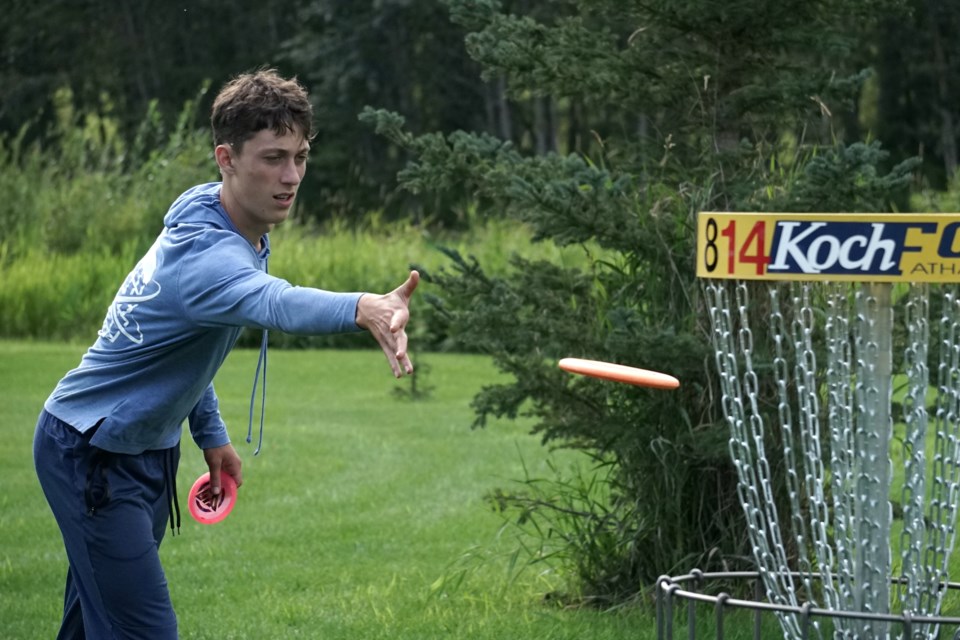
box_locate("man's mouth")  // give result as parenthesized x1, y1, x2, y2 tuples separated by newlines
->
(274, 192, 295, 205)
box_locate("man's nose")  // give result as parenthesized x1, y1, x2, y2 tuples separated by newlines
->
(281, 159, 302, 185)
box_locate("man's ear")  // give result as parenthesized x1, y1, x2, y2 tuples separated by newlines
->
(214, 144, 235, 175)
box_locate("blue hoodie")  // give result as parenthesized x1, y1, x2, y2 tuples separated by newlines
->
(44, 182, 364, 455)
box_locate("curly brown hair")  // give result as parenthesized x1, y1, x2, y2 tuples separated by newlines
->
(211, 68, 314, 151)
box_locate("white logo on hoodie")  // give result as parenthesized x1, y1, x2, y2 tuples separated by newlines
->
(99, 237, 163, 344)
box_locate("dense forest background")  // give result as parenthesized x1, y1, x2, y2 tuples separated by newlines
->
(2, 0, 958, 225)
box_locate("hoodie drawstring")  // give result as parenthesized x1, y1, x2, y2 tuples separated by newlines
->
(165, 447, 181, 535)
(246, 328, 268, 455)
(245, 250, 269, 456)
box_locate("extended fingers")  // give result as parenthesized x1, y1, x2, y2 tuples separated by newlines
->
(399, 352, 413, 375)
(383, 342, 403, 377)
(394, 329, 410, 372)
(389, 305, 410, 333)
(377, 324, 411, 377)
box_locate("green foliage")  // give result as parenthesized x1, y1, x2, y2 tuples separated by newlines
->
(0, 0, 304, 143)
(413, 243, 737, 599)
(0, 87, 213, 261)
(362, 107, 654, 257)
(911, 170, 960, 212)
(285, 0, 490, 221)
(487, 448, 740, 606)
(0, 81, 603, 348)
(0, 246, 138, 340)
(868, 0, 960, 187)
(0, 183, 594, 345)
(1, 0, 954, 219)
(769, 142, 920, 212)
(366, 0, 922, 605)
(488, 460, 639, 605)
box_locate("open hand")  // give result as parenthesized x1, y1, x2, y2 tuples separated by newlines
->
(356, 270, 420, 377)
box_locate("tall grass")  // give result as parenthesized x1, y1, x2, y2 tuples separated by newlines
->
(0, 87, 215, 261)
(0, 245, 139, 339)
(268, 213, 594, 294)
(0, 91, 595, 344)
(0, 215, 594, 344)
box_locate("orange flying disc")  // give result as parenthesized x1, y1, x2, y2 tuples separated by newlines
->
(187, 471, 238, 525)
(559, 358, 679, 389)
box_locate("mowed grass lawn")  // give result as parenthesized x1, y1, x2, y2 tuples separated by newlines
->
(0, 341, 653, 639)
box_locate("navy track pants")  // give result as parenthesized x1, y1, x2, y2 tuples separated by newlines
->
(34, 409, 180, 639)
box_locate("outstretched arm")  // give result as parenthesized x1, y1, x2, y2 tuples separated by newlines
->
(355, 270, 420, 377)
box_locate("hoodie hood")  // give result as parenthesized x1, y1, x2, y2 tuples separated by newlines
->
(163, 182, 272, 264)
(164, 183, 232, 230)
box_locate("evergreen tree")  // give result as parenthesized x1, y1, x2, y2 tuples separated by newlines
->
(365, 0, 916, 603)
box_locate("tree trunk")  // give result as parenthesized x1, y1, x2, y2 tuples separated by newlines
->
(533, 96, 557, 154)
(927, 0, 958, 179)
(497, 76, 512, 142)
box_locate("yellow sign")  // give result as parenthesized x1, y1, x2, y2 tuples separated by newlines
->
(696, 212, 960, 282)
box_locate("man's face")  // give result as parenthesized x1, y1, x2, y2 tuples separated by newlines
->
(216, 127, 310, 244)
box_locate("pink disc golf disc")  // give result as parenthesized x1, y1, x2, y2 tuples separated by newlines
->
(187, 471, 238, 525)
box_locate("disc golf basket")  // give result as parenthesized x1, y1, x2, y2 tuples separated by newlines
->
(657, 213, 960, 640)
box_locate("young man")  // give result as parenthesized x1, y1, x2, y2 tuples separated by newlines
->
(33, 68, 418, 639)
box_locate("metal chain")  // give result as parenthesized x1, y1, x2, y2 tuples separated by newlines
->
(788, 282, 837, 613)
(736, 282, 804, 621)
(899, 284, 929, 624)
(925, 287, 960, 621)
(705, 280, 806, 640)
(771, 286, 821, 604)
(705, 279, 960, 640)
(826, 283, 858, 621)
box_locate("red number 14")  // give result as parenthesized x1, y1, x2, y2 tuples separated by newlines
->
(720, 221, 768, 275)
